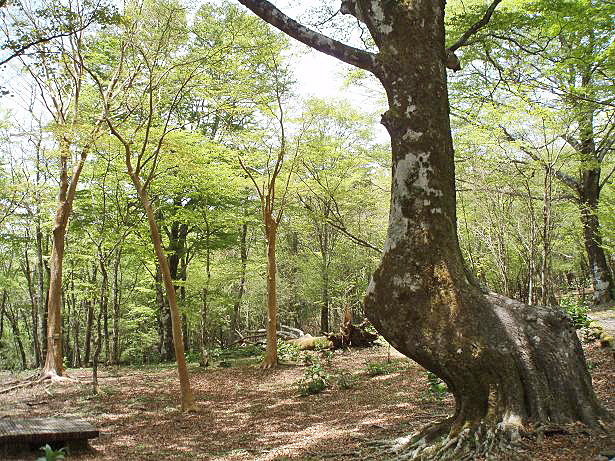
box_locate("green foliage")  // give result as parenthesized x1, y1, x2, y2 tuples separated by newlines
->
(560, 297, 591, 329)
(296, 356, 330, 396)
(335, 371, 356, 390)
(277, 340, 300, 362)
(426, 372, 448, 400)
(364, 360, 404, 377)
(36, 444, 66, 461)
(209, 344, 264, 362)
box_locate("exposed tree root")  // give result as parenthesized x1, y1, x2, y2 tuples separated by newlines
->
(368, 418, 614, 461)
(369, 421, 531, 461)
(260, 361, 276, 370)
(0, 371, 81, 394)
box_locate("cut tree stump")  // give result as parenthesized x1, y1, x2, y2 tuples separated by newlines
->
(0, 417, 99, 454)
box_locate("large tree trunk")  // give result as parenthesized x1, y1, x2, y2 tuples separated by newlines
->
(262, 215, 278, 368)
(237, 0, 611, 455)
(357, 0, 610, 453)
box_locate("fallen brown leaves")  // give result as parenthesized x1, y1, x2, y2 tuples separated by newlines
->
(1, 343, 613, 460)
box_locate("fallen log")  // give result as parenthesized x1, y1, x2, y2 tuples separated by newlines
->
(287, 334, 332, 350)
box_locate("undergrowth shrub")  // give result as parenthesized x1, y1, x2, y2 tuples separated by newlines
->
(560, 297, 591, 329)
(37, 444, 66, 461)
(364, 360, 406, 376)
(426, 371, 448, 400)
(335, 371, 356, 389)
(277, 340, 300, 362)
(296, 356, 330, 396)
(209, 344, 264, 363)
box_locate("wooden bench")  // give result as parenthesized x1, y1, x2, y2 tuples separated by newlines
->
(0, 418, 99, 454)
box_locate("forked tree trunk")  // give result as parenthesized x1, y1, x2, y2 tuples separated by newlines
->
(262, 215, 278, 368)
(237, 0, 611, 455)
(41, 145, 89, 378)
(128, 171, 195, 411)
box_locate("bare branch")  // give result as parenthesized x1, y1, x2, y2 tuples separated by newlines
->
(500, 125, 580, 192)
(237, 0, 377, 73)
(447, 0, 503, 53)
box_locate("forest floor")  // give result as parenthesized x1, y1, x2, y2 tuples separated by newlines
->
(1, 342, 614, 461)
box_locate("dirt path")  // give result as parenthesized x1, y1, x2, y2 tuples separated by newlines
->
(1, 344, 613, 460)
(590, 306, 615, 336)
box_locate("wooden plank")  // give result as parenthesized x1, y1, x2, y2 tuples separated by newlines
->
(0, 418, 99, 445)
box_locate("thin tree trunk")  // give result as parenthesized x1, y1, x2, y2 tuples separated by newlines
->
(541, 166, 553, 305)
(23, 248, 42, 366)
(92, 293, 103, 394)
(262, 215, 278, 368)
(35, 149, 47, 360)
(111, 248, 121, 364)
(127, 170, 194, 411)
(154, 263, 167, 357)
(83, 264, 97, 365)
(230, 223, 248, 341)
(72, 304, 81, 368)
(320, 224, 330, 333)
(200, 242, 212, 365)
(99, 256, 109, 366)
(3, 292, 27, 370)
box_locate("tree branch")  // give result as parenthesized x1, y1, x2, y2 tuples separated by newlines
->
(237, 0, 377, 73)
(447, 0, 503, 53)
(500, 125, 580, 192)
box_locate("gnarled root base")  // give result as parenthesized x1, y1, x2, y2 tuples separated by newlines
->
(372, 420, 528, 461)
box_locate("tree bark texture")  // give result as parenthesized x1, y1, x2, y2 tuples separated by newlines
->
(238, 0, 612, 452)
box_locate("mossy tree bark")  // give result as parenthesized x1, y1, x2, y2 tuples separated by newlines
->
(238, 0, 612, 455)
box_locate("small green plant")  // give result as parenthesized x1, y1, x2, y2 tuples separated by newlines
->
(209, 344, 265, 363)
(364, 360, 403, 376)
(277, 340, 300, 362)
(318, 349, 334, 366)
(335, 371, 356, 389)
(560, 297, 591, 329)
(426, 371, 448, 400)
(296, 357, 330, 396)
(37, 444, 66, 461)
